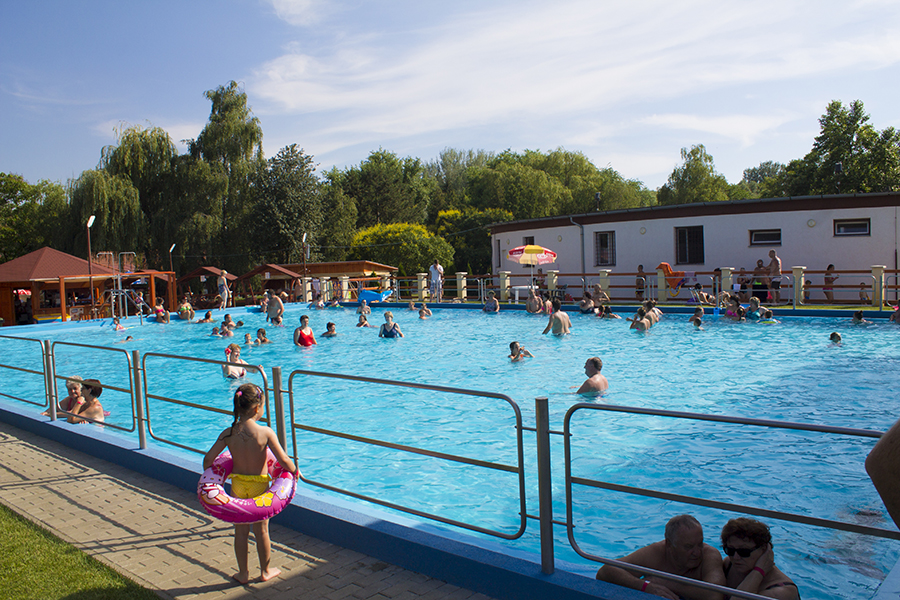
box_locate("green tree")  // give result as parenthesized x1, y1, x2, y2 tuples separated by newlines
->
(317, 168, 358, 262)
(188, 81, 265, 271)
(251, 144, 322, 264)
(67, 170, 145, 257)
(468, 161, 571, 219)
(0, 174, 68, 261)
(424, 148, 493, 222)
(349, 223, 453, 276)
(342, 149, 431, 228)
(435, 207, 513, 275)
(761, 101, 900, 197)
(657, 144, 729, 205)
(101, 125, 177, 220)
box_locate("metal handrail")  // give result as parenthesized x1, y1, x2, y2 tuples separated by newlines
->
(0, 335, 49, 408)
(562, 402, 897, 600)
(49, 340, 138, 432)
(140, 352, 271, 454)
(286, 368, 528, 541)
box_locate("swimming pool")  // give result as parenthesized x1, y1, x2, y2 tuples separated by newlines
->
(3, 305, 899, 599)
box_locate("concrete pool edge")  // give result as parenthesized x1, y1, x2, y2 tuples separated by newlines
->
(0, 402, 643, 600)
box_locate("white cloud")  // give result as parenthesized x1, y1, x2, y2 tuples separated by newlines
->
(267, 0, 327, 26)
(639, 113, 796, 147)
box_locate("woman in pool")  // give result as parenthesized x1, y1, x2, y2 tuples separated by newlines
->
(721, 518, 799, 599)
(154, 297, 170, 323)
(599, 305, 621, 319)
(379, 311, 404, 338)
(579, 292, 597, 315)
(852, 310, 871, 325)
(356, 314, 372, 328)
(293, 315, 317, 346)
(42, 376, 84, 416)
(746, 296, 762, 320)
(223, 343, 249, 378)
(255, 328, 273, 344)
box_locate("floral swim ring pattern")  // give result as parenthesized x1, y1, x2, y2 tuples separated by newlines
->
(197, 449, 296, 524)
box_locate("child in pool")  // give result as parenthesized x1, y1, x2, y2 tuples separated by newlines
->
(203, 384, 298, 584)
(243, 333, 257, 346)
(211, 327, 221, 337)
(256, 328, 273, 344)
(321, 322, 337, 337)
(357, 315, 372, 328)
(852, 310, 871, 325)
(830, 332, 842, 344)
(220, 323, 234, 338)
(113, 317, 126, 331)
(508, 341, 534, 362)
(688, 307, 703, 326)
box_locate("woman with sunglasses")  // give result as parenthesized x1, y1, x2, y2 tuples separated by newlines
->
(720, 518, 798, 599)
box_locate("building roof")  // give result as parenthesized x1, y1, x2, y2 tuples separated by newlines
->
(176, 266, 238, 286)
(279, 260, 397, 278)
(488, 191, 900, 234)
(0, 247, 117, 284)
(233, 264, 303, 282)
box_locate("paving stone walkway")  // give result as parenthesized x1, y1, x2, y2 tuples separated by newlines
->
(0, 421, 498, 600)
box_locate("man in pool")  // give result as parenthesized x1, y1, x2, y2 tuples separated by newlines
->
(596, 514, 725, 600)
(542, 298, 571, 335)
(576, 357, 608, 396)
(266, 289, 284, 324)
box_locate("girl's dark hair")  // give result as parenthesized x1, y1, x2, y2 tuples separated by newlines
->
(82, 379, 103, 398)
(228, 383, 263, 436)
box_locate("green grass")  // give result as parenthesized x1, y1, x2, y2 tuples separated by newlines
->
(0, 502, 159, 600)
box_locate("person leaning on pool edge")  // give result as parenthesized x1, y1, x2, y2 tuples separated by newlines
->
(596, 514, 725, 600)
(721, 518, 798, 599)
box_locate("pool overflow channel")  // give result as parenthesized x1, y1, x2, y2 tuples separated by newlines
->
(1, 330, 899, 600)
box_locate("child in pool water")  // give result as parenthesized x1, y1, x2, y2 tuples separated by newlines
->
(203, 384, 298, 584)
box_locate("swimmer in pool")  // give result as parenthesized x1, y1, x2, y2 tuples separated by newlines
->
(829, 332, 842, 344)
(627, 307, 651, 331)
(113, 317, 126, 331)
(357, 314, 372, 328)
(379, 311, 404, 338)
(483, 291, 500, 313)
(357, 300, 371, 315)
(67, 379, 105, 425)
(508, 341, 534, 362)
(419, 302, 432, 317)
(689, 307, 704, 326)
(576, 357, 608, 396)
(223, 343, 250, 378)
(525, 289, 543, 314)
(599, 305, 621, 319)
(196, 311, 214, 324)
(293, 315, 317, 346)
(322, 322, 337, 337)
(596, 514, 725, 599)
(408, 301, 417, 311)
(890, 306, 900, 323)
(211, 327, 221, 337)
(42, 376, 84, 416)
(255, 328, 272, 344)
(244, 333, 257, 346)
(721, 518, 799, 600)
(220, 323, 234, 337)
(852, 310, 871, 325)
(542, 298, 571, 335)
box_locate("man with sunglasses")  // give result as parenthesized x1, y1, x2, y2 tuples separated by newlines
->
(596, 514, 725, 599)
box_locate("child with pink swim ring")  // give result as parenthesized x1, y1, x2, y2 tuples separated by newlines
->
(202, 384, 298, 584)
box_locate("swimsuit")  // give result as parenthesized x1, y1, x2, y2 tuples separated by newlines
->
(382, 323, 400, 338)
(297, 329, 315, 346)
(229, 473, 271, 499)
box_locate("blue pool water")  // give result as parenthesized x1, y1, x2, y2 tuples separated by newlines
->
(3, 305, 899, 599)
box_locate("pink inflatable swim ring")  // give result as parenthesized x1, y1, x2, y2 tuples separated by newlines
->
(198, 449, 296, 524)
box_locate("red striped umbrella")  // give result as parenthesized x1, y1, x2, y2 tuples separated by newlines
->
(507, 245, 557, 266)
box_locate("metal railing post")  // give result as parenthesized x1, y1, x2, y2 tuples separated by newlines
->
(43, 340, 57, 420)
(535, 396, 555, 574)
(131, 350, 147, 449)
(272, 367, 287, 450)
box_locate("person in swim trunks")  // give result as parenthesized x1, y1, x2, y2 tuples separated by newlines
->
(203, 384, 298, 584)
(721, 518, 799, 599)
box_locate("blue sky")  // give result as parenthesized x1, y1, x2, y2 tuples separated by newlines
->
(2, 0, 899, 189)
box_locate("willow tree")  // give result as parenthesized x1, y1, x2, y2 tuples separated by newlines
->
(67, 170, 145, 257)
(317, 168, 358, 262)
(188, 81, 264, 271)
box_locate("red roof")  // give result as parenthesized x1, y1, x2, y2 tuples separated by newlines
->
(0, 247, 117, 283)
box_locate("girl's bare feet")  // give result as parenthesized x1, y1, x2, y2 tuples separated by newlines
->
(260, 567, 281, 581)
(233, 572, 250, 585)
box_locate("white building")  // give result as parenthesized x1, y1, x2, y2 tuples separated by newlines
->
(489, 192, 900, 302)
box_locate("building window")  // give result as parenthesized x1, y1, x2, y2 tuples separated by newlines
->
(594, 231, 616, 266)
(523, 236, 535, 246)
(834, 219, 870, 236)
(676, 226, 704, 265)
(750, 229, 782, 246)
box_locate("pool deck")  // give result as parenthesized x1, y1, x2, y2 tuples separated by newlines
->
(0, 419, 501, 600)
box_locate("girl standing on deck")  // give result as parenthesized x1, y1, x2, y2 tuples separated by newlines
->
(203, 384, 298, 584)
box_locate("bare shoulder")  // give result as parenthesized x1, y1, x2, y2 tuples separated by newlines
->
(621, 540, 667, 567)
